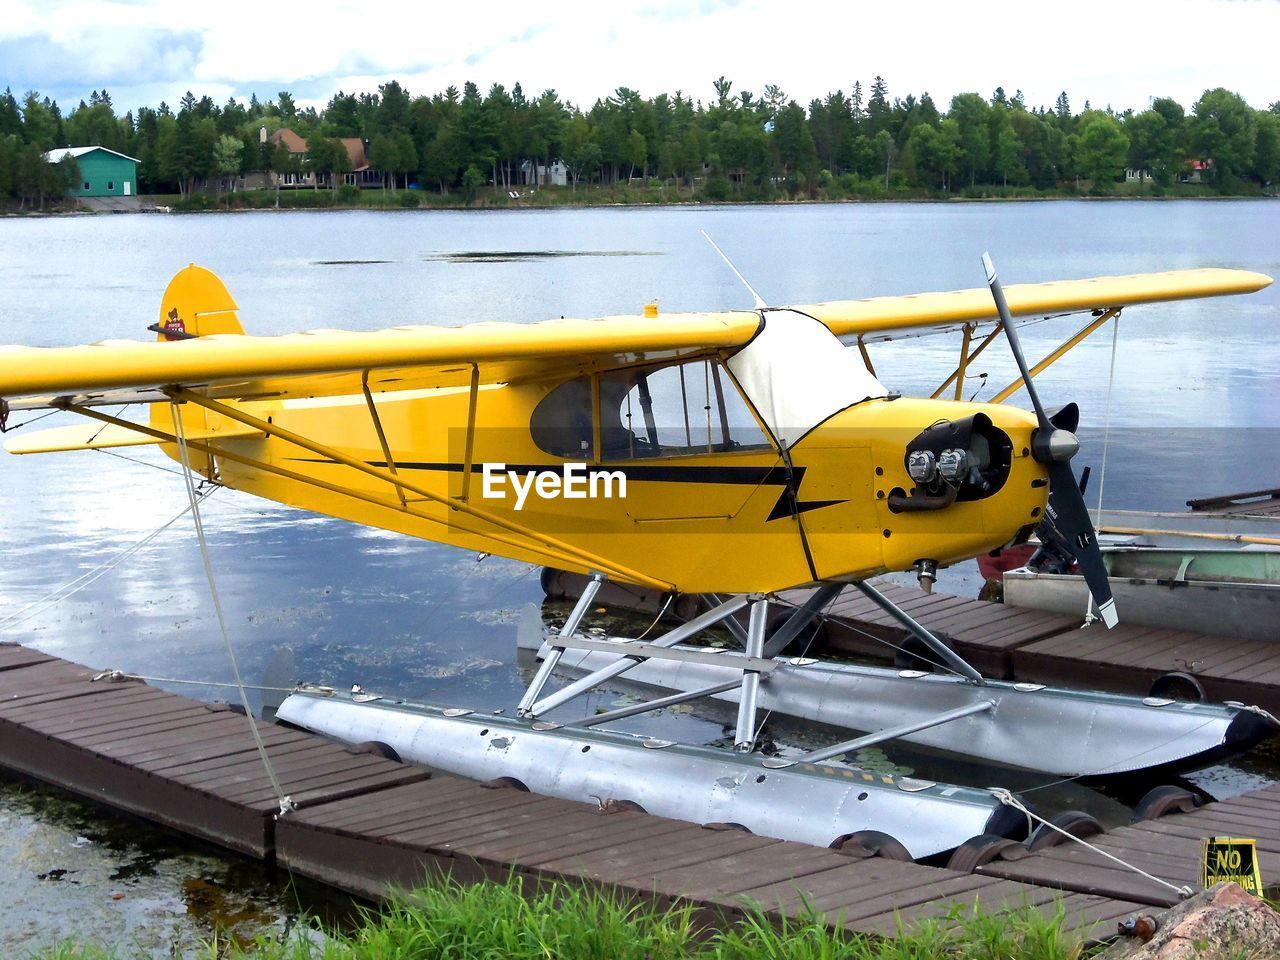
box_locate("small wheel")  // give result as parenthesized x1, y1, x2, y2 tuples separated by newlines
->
(894, 635, 954, 672)
(1149, 671, 1206, 702)
(831, 830, 913, 861)
(481, 776, 529, 791)
(1026, 811, 1104, 852)
(703, 821, 752, 833)
(348, 740, 401, 763)
(1131, 785, 1205, 822)
(945, 834, 1026, 873)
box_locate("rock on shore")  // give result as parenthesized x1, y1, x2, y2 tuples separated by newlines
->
(1100, 882, 1280, 959)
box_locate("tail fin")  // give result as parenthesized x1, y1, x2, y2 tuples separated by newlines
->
(150, 264, 245, 476)
(150, 264, 244, 341)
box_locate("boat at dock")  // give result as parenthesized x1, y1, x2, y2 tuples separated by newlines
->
(993, 488, 1280, 643)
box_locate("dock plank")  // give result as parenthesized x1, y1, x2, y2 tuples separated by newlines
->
(331, 786, 568, 838)
(0, 644, 55, 671)
(620, 842, 855, 903)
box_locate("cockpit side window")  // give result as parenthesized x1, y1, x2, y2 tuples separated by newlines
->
(599, 359, 771, 460)
(529, 376, 594, 458)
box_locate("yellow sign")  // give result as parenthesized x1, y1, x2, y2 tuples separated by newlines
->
(1202, 837, 1263, 895)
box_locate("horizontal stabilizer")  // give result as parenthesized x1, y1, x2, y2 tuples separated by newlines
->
(5, 419, 261, 455)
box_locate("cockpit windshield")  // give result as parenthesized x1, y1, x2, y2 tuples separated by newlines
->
(726, 309, 887, 448)
(529, 311, 884, 460)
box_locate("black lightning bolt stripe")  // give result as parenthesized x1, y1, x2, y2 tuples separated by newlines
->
(284, 458, 848, 521)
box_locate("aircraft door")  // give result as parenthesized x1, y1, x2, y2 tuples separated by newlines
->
(598, 359, 779, 523)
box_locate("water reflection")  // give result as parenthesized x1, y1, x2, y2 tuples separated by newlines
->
(0, 776, 354, 957)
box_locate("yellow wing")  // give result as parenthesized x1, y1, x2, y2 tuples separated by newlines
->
(0, 265, 1270, 412)
(805, 268, 1272, 342)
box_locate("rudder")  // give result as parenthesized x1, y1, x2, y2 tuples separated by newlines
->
(150, 264, 245, 476)
(150, 263, 244, 341)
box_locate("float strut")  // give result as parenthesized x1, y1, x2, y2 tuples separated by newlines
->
(763, 582, 843, 658)
(702, 595, 749, 645)
(855, 581, 984, 684)
(734, 596, 769, 751)
(517, 573, 605, 717)
(529, 593, 750, 717)
(561, 679, 744, 729)
(765, 700, 996, 768)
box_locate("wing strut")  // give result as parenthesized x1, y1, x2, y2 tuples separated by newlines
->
(60, 401, 665, 589)
(990, 308, 1120, 404)
(168, 387, 671, 591)
(361, 371, 406, 509)
(930, 322, 1003, 400)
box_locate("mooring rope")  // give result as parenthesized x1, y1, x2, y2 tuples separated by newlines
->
(171, 403, 294, 818)
(93, 672, 298, 693)
(0, 489, 215, 632)
(989, 786, 1194, 900)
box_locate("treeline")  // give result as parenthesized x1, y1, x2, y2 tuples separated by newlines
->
(1, 78, 1278, 207)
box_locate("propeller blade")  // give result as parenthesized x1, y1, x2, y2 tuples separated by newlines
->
(1048, 402, 1080, 434)
(982, 253, 1117, 627)
(982, 252, 1051, 432)
(1047, 462, 1118, 627)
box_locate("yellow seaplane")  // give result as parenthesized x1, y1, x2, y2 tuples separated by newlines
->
(0, 256, 1274, 862)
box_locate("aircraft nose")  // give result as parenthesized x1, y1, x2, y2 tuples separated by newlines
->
(895, 411, 1019, 510)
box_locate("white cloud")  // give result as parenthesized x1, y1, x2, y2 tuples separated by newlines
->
(1, 0, 1275, 113)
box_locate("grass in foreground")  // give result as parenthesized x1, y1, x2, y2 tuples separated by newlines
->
(31, 874, 1095, 960)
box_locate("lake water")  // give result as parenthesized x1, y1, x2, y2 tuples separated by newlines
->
(0, 201, 1276, 952)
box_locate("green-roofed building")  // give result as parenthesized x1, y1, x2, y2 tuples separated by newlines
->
(44, 146, 139, 198)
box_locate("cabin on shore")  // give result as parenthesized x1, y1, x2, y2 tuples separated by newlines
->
(245, 127, 383, 190)
(44, 146, 139, 198)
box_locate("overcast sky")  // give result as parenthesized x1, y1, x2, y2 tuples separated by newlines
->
(3, 0, 1276, 116)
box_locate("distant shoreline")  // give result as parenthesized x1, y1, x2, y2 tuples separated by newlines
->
(4, 188, 1275, 218)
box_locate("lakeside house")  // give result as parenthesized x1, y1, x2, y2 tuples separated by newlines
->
(1180, 159, 1213, 184)
(520, 159, 569, 187)
(43, 146, 139, 198)
(257, 127, 383, 190)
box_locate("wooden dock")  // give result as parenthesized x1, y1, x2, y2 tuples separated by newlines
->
(0, 639, 1167, 943)
(977, 783, 1280, 907)
(1186, 486, 1280, 519)
(816, 582, 1280, 713)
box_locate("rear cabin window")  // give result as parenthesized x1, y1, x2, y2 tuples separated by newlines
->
(599, 359, 770, 460)
(529, 376, 594, 458)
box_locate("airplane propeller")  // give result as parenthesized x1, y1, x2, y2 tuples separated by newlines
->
(982, 253, 1118, 628)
